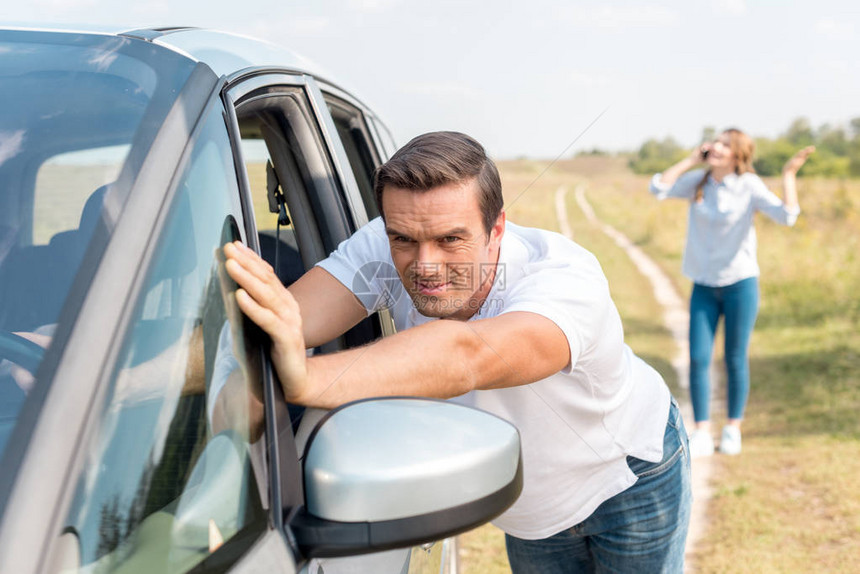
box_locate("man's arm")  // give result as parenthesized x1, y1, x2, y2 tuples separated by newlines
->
(296, 311, 570, 408)
(224, 241, 570, 407)
(288, 266, 368, 348)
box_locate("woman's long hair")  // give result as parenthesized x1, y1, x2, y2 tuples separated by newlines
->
(695, 128, 756, 202)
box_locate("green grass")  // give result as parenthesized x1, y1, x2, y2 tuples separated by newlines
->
(558, 158, 860, 572)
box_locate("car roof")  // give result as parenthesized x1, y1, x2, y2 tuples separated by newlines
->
(1, 25, 337, 85)
(144, 28, 337, 82)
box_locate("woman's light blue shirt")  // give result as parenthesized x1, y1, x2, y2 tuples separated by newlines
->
(650, 169, 799, 287)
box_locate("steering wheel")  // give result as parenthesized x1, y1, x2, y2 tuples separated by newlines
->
(0, 331, 45, 374)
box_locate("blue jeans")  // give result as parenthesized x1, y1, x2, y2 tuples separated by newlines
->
(689, 277, 759, 422)
(505, 399, 691, 573)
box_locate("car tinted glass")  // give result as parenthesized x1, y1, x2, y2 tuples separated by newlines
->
(57, 104, 267, 573)
(0, 32, 195, 460)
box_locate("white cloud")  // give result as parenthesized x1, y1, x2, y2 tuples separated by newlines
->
(241, 16, 332, 44)
(31, 0, 98, 12)
(711, 0, 747, 17)
(814, 17, 854, 40)
(131, 1, 169, 19)
(562, 5, 681, 30)
(564, 72, 613, 88)
(398, 82, 482, 100)
(348, 0, 401, 13)
(288, 16, 332, 35)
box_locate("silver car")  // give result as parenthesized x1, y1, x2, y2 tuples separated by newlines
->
(0, 26, 522, 574)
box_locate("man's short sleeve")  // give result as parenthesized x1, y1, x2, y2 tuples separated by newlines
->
(499, 255, 618, 373)
(315, 217, 403, 314)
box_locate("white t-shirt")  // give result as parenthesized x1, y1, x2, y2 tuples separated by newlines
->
(650, 170, 799, 287)
(317, 217, 671, 539)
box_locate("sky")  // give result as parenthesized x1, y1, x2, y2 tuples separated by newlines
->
(5, 0, 859, 158)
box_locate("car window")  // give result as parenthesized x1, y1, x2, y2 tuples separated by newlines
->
(236, 123, 307, 290)
(57, 103, 267, 574)
(0, 32, 196, 462)
(325, 96, 382, 219)
(32, 145, 128, 245)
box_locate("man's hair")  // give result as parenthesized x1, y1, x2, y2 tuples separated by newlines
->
(373, 131, 503, 235)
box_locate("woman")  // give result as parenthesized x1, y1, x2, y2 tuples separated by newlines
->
(650, 128, 814, 457)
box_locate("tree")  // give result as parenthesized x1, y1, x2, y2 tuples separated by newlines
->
(850, 117, 860, 141)
(784, 117, 815, 146)
(754, 138, 797, 176)
(628, 136, 688, 174)
(817, 124, 848, 156)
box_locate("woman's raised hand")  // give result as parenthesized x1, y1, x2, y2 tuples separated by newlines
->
(783, 146, 816, 175)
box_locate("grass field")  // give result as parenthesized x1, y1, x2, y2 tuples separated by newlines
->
(459, 156, 860, 572)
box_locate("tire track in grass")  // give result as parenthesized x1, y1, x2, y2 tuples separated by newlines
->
(558, 184, 715, 569)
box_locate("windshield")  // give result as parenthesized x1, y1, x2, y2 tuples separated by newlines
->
(0, 30, 196, 459)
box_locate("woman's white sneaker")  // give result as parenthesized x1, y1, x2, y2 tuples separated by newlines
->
(688, 429, 715, 458)
(719, 425, 742, 455)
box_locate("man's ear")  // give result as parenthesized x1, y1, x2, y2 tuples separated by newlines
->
(489, 210, 505, 249)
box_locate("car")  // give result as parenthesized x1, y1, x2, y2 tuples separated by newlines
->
(0, 26, 522, 574)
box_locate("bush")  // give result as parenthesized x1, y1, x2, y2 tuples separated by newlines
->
(628, 137, 688, 175)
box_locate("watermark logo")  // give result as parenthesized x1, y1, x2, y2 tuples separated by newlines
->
(352, 261, 404, 310)
(351, 261, 507, 314)
(482, 262, 505, 291)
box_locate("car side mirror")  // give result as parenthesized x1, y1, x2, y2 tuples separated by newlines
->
(289, 398, 522, 559)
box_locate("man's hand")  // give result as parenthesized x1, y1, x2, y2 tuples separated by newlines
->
(223, 241, 309, 403)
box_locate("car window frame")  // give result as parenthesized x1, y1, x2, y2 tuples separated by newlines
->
(221, 77, 313, 539)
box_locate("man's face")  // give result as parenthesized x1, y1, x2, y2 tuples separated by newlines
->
(382, 178, 504, 321)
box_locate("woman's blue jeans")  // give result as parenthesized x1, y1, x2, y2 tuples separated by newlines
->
(689, 277, 759, 422)
(505, 398, 692, 573)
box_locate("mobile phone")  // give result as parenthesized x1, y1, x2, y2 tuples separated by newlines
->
(701, 147, 710, 159)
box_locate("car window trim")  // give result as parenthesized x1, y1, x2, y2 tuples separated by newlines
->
(227, 73, 370, 236)
(304, 78, 369, 232)
(325, 96, 383, 168)
(318, 82, 396, 162)
(222, 85, 304, 535)
(229, 78, 352, 253)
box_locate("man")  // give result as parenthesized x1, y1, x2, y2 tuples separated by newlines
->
(224, 131, 691, 572)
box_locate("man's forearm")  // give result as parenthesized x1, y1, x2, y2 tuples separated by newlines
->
(283, 311, 570, 409)
(290, 319, 485, 408)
